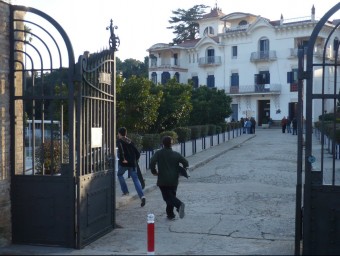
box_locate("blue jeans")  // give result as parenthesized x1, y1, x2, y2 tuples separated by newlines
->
(117, 165, 144, 199)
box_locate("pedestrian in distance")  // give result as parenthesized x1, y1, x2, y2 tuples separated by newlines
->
(150, 136, 188, 220)
(286, 117, 292, 133)
(292, 117, 298, 135)
(245, 118, 252, 134)
(117, 127, 146, 207)
(250, 117, 256, 134)
(281, 116, 287, 133)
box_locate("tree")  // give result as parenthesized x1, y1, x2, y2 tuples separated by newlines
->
(117, 76, 162, 133)
(116, 57, 148, 79)
(167, 4, 209, 44)
(189, 86, 232, 125)
(150, 79, 192, 132)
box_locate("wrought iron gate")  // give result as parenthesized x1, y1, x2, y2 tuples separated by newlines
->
(9, 5, 117, 248)
(296, 3, 340, 255)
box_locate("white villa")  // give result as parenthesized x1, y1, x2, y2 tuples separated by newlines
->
(147, 5, 340, 125)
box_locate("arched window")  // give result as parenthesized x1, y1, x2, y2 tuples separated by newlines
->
(161, 72, 170, 85)
(174, 72, 180, 82)
(238, 20, 248, 26)
(203, 26, 215, 36)
(151, 72, 157, 84)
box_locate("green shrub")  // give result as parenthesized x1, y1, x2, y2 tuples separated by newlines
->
(208, 124, 217, 135)
(216, 125, 222, 134)
(35, 139, 69, 174)
(219, 122, 227, 132)
(160, 131, 178, 144)
(129, 133, 143, 152)
(190, 126, 201, 139)
(174, 127, 191, 143)
(201, 125, 209, 137)
(142, 134, 161, 150)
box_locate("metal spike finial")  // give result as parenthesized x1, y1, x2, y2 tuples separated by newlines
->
(106, 19, 120, 52)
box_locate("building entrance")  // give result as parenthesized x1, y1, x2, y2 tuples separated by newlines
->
(258, 100, 270, 126)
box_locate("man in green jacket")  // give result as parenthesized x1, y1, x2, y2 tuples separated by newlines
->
(150, 136, 189, 220)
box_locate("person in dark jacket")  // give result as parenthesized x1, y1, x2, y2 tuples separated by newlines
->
(117, 127, 145, 207)
(150, 136, 188, 220)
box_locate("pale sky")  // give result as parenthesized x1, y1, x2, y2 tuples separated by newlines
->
(14, 0, 340, 61)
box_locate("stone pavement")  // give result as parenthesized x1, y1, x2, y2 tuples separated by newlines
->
(0, 128, 302, 255)
(116, 132, 255, 209)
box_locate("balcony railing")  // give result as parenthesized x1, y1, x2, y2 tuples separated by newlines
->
(149, 60, 181, 69)
(229, 83, 281, 95)
(198, 56, 222, 66)
(250, 50, 277, 62)
(289, 47, 334, 60)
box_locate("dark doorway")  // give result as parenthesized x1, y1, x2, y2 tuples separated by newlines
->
(258, 100, 270, 125)
(289, 102, 297, 120)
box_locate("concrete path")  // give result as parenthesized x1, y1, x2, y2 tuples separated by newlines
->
(0, 128, 300, 255)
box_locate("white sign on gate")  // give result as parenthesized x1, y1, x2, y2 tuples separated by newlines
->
(91, 127, 102, 148)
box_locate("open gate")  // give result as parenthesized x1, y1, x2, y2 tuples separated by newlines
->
(296, 3, 340, 255)
(9, 5, 117, 248)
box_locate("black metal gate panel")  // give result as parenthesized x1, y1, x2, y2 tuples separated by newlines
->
(9, 5, 77, 248)
(9, 5, 117, 249)
(296, 3, 340, 255)
(75, 48, 116, 248)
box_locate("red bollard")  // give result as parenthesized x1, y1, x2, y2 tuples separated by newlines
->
(147, 213, 155, 255)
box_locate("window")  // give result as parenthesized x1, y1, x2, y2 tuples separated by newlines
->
(254, 71, 270, 84)
(232, 46, 237, 59)
(161, 72, 170, 85)
(207, 48, 215, 63)
(259, 38, 269, 58)
(230, 73, 239, 93)
(203, 26, 215, 36)
(174, 53, 178, 66)
(191, 76, 199, 88)
(239, 20, 248, 26)
(151, 72, 157, 84)
(231, 73, 239, 86)
(287, 69, 298, 92)
(207, 75, 215, 88)
(174, 72, 180, 82)
(150, 56, 157, 67)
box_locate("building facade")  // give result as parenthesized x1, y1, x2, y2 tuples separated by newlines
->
(147, 5, 340, 125)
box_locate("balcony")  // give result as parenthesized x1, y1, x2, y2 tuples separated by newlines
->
(289, 47, 334, 60)
(229, 83, 282, 95)
(149, 59, 182, 70)
(250, 51, 277, 62)
(198, 56, 222, 67)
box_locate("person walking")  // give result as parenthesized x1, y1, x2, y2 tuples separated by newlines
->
(292, 117, 298, 135)
(281, 116, 287, 133)
(286, 117, 292, 133)
(250, 117, 256, 134)
(150, 136, 189, 220)
(117, 127, 146, 207)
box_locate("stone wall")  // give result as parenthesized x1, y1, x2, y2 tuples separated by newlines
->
(0, 0, 11, 246)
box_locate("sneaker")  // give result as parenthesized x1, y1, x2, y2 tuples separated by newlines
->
(178, 203, 185, 219)
(167, 215, 176, 220)
(141, 197, 146, 207)
(122, 192, 129, 196)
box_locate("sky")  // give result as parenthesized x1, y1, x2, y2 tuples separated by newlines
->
(12, 0, 340, 62)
